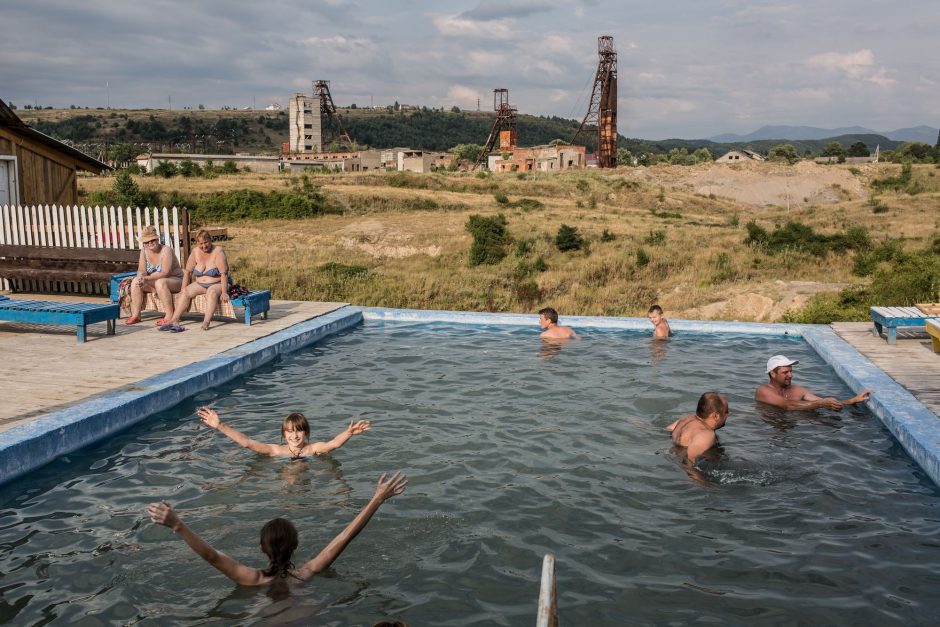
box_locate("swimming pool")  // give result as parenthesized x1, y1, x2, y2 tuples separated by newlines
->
(1, 320, 939, 625)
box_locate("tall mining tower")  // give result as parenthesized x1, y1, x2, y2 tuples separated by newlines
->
(473, 88, 517, 170)
(288, 80, 353, 153)
(572, 36, 617, 168)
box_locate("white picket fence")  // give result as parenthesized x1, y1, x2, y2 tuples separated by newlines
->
(0, 204, 184, 294)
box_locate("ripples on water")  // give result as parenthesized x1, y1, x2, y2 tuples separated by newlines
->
(2, 322, 940, 625)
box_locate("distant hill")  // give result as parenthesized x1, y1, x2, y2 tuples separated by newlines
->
(883, 125, 939, 144)
(709, 124, 938, 144)
(8, 107, 914, 159)
(620, 134, 901, 157)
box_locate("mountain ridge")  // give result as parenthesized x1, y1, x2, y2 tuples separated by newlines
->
(708, 124, 938, 144)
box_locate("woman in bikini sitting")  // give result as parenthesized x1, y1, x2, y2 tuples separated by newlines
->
(126, 225, 184, 325)
(197, 407, 371, 459)
(147, 471, 407, 586)
(161, 229, 230, 332)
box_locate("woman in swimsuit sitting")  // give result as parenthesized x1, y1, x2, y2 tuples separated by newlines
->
(161, 229, 230, 332)
(197, 407, 372, 458)
(147, 471, 407, 586)
(126, 225, 184, 325)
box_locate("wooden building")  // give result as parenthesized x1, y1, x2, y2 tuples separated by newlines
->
(0, 99, 109, 207)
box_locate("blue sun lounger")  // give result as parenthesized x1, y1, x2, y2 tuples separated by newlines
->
(870, 306, 940, 344)
(0, 297, 119, 342)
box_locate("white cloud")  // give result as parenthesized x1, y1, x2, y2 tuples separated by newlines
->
(432, 14, 512, 39)
(805, 48, 894, 86)
(447, 85, 481, 104)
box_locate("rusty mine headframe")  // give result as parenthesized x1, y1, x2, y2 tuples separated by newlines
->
(473, 88, 517, 170)
(572, 36, 618, 168)
(314, 80, 354, 148)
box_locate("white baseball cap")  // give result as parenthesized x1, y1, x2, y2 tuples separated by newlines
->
(767, 355, 799, 373)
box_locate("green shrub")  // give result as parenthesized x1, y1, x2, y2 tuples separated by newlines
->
(600, 229, 616, 242)
(872, 203, 889, 214)
(178, 158, 202, 177)
(744, 220, 869, 257)
(220, 160, 239, 174)
(515, 239, 531, 257)
(466, 213, 509, 266)
(513, 198, 543, 211)
(153, 160, 178, 178)
(636, 247, 650, 267)
(318, 262, 369, 278)
(532, 256, 548, 272)
(494, 192, 509, 205)
(190, 188, 341, 221)
(555, 224, 585, 252)
(644, 230, 666, 246)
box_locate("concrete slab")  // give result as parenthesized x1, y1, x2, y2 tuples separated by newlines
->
(0, 296, 347, 430)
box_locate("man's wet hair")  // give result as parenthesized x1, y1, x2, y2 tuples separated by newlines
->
(648, 305, 663, 315)
(696, 392, 727, 419)
(538, 307, 559, 324)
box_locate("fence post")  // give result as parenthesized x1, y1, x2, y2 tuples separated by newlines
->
(536, 553, 558, 627)
(181, 206, 190, 263)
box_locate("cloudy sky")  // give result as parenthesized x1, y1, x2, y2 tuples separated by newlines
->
(2, 0, 937, 139)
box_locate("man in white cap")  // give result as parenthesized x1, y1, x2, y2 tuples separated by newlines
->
(756, 355, 872, 411)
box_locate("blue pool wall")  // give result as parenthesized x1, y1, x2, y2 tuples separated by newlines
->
(1, 305, 938, 490)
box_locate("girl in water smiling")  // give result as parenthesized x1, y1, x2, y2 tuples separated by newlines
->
(197, 407, 371, 459)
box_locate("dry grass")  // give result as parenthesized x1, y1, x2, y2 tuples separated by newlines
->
(79, 163, 940, 321)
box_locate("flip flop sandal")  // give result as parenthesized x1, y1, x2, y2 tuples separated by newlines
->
(158, 324, 174, 331)
(124, 316, 141, 325)
(155, 318, 170, 326)
(169, 325, 186, 333)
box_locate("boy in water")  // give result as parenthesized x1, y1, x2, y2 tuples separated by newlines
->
(538, 307, 577, 340)
(667, 392, 728, 462)
(648, 305, 671, 339)
(198, 407, 370, 459)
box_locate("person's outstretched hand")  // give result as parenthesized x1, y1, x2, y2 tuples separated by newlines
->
(348, 419, 371, 436)
(373, 471, 408, 503)
(197, 407, 221, 429)
(148, 501, 181, 531)
(851, 390, 873, 404)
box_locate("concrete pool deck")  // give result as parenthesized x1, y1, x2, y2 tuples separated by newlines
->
(1, 306, 939, 489)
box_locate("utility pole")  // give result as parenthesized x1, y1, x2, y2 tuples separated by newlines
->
(106, 81, 110, 109)
(168, 95, 171, 110)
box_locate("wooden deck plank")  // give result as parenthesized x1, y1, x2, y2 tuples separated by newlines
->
(0, 293, 348, 432)
(832, 322, 940, 418)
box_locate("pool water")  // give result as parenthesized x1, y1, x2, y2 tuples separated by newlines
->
(2, 321, 940, 625)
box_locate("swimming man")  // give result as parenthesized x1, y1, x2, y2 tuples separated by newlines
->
(755, 355, 872, 411)
(648, 305, 671, 339)
(667, 392, 729, 462)
(538, 307, 577, 340)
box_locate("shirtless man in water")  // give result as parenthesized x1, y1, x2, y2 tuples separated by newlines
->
(667, 392, 728, 462)
(755, 355, 872, 411)
(538, 307, 577, 340)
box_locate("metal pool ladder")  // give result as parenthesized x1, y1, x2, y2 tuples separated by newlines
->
(536, 553, 558, 627)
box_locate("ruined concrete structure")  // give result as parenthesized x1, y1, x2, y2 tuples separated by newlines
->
(288, 81, 352, 153)
(488, 145, 586, 172)
(288, 92, 322, 153)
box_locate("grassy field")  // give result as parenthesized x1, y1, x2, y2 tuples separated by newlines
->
(79, 162, 940, 321)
